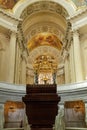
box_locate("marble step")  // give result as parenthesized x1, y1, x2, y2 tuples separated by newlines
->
(2, 128, 24, 130)
(66, 127, 87, 130)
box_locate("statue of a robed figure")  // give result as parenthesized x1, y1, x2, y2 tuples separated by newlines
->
(22, 84, 60, 130)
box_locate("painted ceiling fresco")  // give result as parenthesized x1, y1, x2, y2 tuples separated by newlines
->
(0, 0, 87, 10)
(71, 0, 87, 7)
(0, 0, 19, 9)
(27, 33, 62, 52)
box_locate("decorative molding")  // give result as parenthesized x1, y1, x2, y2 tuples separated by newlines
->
(61, 22, 72, 59)
(28, 46, 62, 64)
(0, 9, 21, 32)
(68, 8, 87, 31)
(0, 82, 26, 103)
(68, 7, 87, 21)
(0, 9, 21, 22)
(17, 22, 28, 55)
(58, 81, 87, 104)
(0, 81, 87, 105)
(21, 1, 68, 19)
(62, 22, 71, 48)
(25, 22, 65, 43)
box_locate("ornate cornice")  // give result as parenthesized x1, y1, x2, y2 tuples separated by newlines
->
(0, 9, 21, 22)
(68, 7, 87, 21)
(21, 1, 68, 19)
(0, 9, 21, 32)
(25, 22, 65, 43)
(58, 81, 87, 104)
(67, 7, 87, 31)
(0, 82, 25, 103)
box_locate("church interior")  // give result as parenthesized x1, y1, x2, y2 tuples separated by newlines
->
(0, 0, 87, 130)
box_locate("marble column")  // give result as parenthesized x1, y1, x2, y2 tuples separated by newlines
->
(64, 51, 70, 83)
(85, 103, 87, 125)
(69, 42, 75, 83)
(7, 31, 16, 83)
(0, 49, 6, 81)
(55, 106, 65, 130)
(14, 41, 21, 84)
(0, 34, 9, 82)
(21, 51, 27, 84)
(73, 30, 83, 82)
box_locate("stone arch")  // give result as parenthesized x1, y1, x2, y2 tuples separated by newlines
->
(13, 0, 76, 18)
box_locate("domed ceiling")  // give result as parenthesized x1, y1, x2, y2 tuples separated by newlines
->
(0, 0, 86, 84)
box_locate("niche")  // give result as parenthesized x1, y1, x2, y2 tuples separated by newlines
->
(4, 101, 25, 128)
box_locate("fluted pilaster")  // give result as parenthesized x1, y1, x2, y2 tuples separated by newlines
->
(7, 31, 17, 83)
(64, 50, 70, 83)
(69, 41, 75, 82)
(21, 51, 27, 84)
(73, 30, 83, 82)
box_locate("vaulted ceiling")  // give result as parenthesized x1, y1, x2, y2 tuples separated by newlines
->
(0, 0, 87, 76)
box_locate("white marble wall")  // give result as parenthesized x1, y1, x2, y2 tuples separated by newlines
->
(0, 104, 4, 128)
(0, 81, 87, 129)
